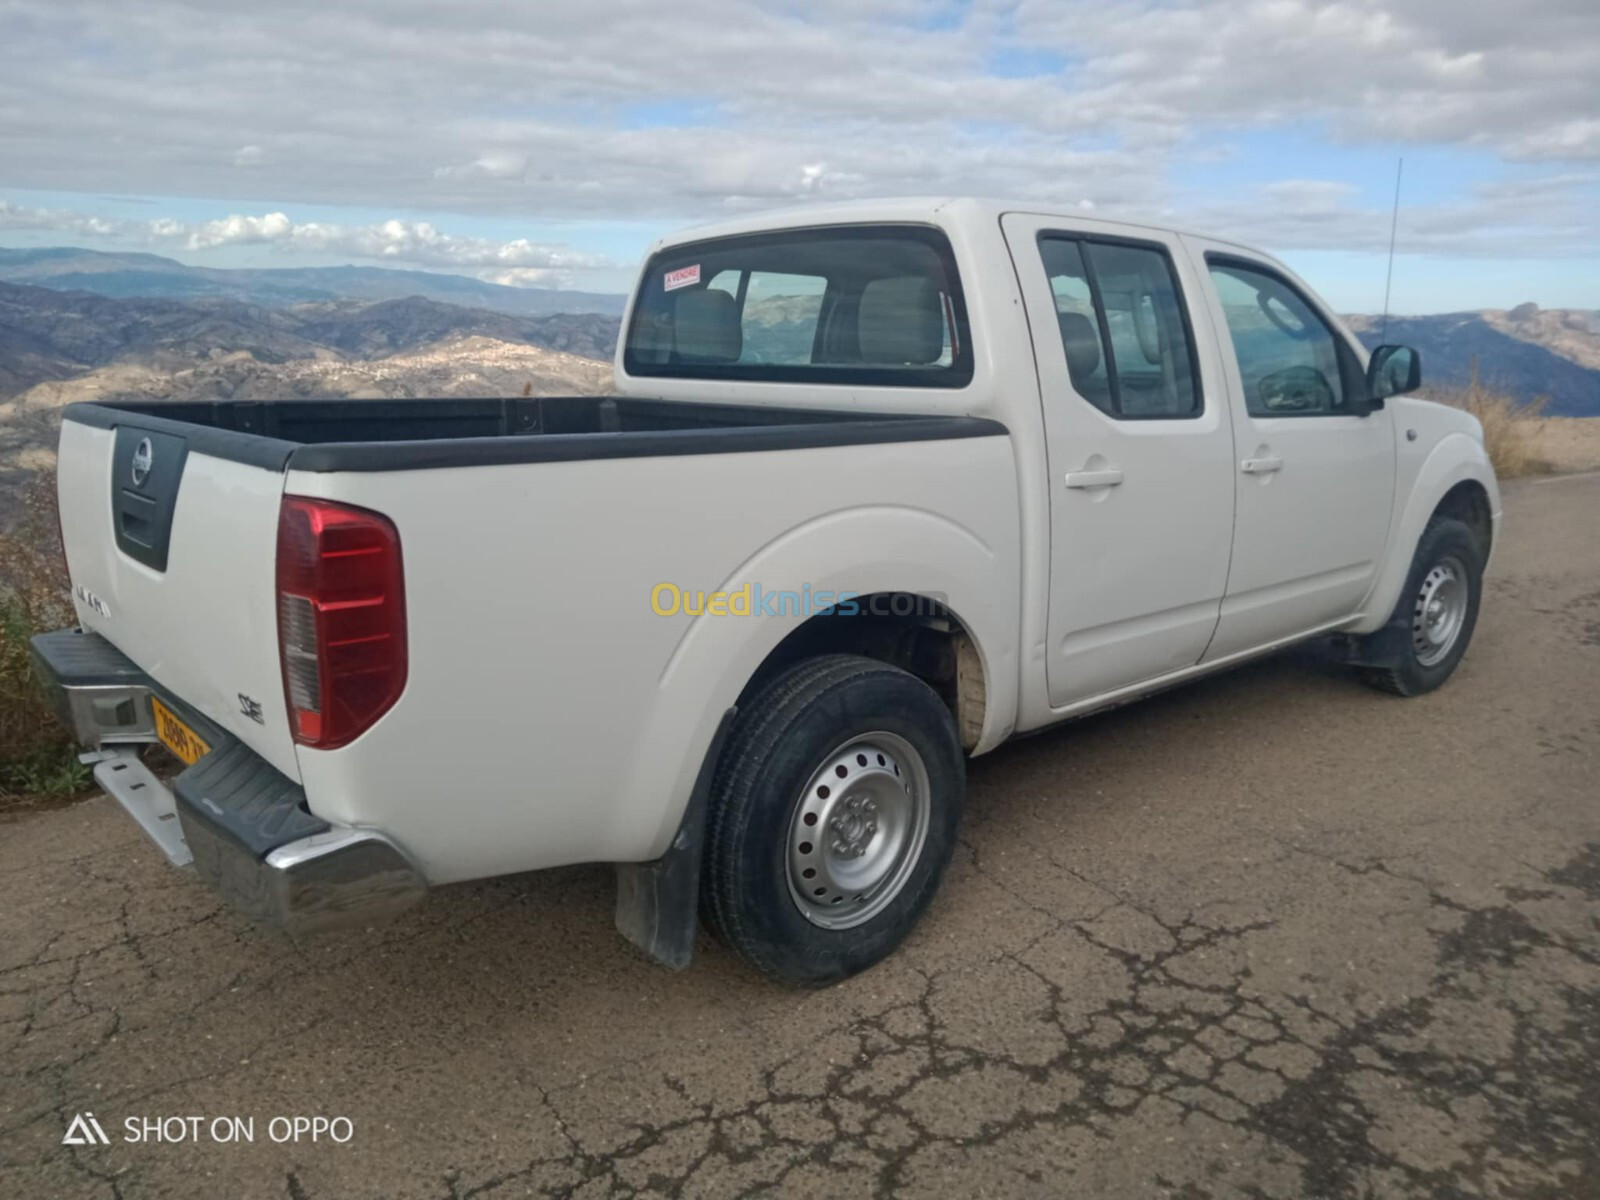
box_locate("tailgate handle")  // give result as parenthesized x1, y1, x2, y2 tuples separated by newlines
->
(118, 490, 158, 546)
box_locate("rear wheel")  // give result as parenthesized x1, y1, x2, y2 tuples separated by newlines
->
(1358, 516, 1484, 696)
(702, 654, 965, 986)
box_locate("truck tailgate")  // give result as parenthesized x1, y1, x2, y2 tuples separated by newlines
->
(56, 416, 299, 779)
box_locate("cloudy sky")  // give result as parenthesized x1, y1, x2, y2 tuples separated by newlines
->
(1, 0, 1596, 312)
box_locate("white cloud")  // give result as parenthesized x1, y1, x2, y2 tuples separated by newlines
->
(1509, 119, 1600, 162)
(1185, 172, 1600, 258)
(477, 267, 571, 287)
(184, 211, 293, 248)
(0, 0, 1595, 260)
(0, 201, 611, 279)
(0, 200, 121, 238)
(433, 152, 528, 181)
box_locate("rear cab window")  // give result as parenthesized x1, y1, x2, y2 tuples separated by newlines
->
(1037, 235, 1201, 420)
(623, 225, 973, 388)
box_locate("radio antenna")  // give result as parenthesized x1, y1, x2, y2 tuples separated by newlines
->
(1380, 157, 1403, 342)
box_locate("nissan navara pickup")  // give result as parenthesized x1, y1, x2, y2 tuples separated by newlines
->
(34, 198, 1500, 985)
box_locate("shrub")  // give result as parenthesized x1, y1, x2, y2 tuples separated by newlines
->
(1425, 367, 1549, 480)
(0, 476, 88, 802)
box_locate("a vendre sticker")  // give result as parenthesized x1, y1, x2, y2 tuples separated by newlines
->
(664, 264, 701, 291)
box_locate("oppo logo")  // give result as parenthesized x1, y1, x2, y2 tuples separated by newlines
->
(131, 437, 154, 486)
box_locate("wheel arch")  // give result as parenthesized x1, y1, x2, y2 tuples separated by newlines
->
(623, 504, 1018, 864)
(611, 506, 1018, 970)
(737, 591, 991, 754)
(1431, 478, 1494, 560)
(1351, 432, 1500, 636)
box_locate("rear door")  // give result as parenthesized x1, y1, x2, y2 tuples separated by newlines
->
(1183, 240, 1396, 659)
(56, 414, 299, 777)
(1002, 215, 1237, 706)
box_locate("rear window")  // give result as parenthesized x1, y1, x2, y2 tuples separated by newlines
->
(623, 225, 973, 388)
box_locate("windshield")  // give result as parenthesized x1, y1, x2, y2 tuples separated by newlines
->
(623, 225, 973, 388)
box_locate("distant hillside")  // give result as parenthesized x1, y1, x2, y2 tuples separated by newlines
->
(1346, 306, 1600, 417)
(0, 247, 627, 318)
(0, 333, 613, 532)
(0, 282, 618, 527)
(0, 281, 619, 400)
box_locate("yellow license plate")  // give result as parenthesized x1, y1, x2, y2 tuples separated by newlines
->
(151, 697, 211, 766)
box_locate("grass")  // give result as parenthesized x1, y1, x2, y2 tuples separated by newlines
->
(1425, 367, 1551, 479)
(0, 477, 90, 806)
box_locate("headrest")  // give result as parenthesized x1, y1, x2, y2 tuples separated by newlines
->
(1132, 292, 1162, 364)
(673, 289, 741, 363)
(1057, 311, 1101, 380)
(858, 277, 945, 365)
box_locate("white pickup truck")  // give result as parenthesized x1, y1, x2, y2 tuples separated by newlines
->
(34, 198, 1499, 985)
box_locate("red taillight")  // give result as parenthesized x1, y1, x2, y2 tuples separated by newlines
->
(276, 495, 407, 749)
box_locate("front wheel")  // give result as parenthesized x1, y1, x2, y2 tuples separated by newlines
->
(702, 654, 966, 986)
(1358, 516, 1484, 696)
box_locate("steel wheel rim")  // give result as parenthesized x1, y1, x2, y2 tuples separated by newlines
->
(1412, 554, 1468, 667)
(785, 731, 931, 930)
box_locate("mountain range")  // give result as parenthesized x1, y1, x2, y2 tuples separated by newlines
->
(2, 246, 1596, 415)
(0, 280, 618, 401)
(0, 248, 1596, 530)
(0, 279, 619, 523)
(0, 247, 626, 318)
(1346, 305, 1600, 416)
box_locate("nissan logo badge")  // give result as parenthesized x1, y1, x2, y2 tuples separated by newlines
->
(131, 438, 154, 486)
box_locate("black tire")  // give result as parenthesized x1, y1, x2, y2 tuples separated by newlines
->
(702, 654, 966, 986)
(1358, 516, 1484, 696)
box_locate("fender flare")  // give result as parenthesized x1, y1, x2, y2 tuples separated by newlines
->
(612, 504, 1019, 966)
(1350, 432, 1497, 636)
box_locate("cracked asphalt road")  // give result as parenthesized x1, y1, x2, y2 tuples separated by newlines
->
(4, 472, 1599, 1200)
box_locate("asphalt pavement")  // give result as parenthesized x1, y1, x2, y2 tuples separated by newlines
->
(3, 472, 1598, 1199)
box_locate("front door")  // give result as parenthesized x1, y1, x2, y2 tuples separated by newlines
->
(1185, 240, 1397, 659)
(1002, 215, 1238, 707)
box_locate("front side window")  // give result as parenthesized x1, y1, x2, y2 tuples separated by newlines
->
(1038, 236, 1200, 419)
(1207, 259, 1361, 417)
(624, 226, 971, 387)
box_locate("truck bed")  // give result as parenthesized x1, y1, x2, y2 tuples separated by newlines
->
(55, 393, 1010, 819)
(65, 396, 1002, 473)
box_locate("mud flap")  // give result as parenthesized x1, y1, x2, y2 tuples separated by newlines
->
(1339, 616, 1411, 667)
(613, 708, 736, 970)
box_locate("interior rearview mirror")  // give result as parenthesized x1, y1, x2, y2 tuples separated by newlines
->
(1367, 344, 1421, 402)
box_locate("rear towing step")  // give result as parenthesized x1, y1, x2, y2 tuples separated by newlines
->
(82, 746, 192, 866)
(30, 627, 428, 935)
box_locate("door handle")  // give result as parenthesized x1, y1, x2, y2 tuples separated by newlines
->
(1064, 468, 1125, 489)
(1240, 455, 1284, 475)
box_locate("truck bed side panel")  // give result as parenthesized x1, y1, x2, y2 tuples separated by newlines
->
(287, 433, 1020, 884)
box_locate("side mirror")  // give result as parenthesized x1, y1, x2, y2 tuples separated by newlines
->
(1367, 344, 1421, 402)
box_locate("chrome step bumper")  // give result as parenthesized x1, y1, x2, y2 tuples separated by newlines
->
(31, 628, 426, 935)
(182, 816, 428, 936)
(30, 627, 158, 747)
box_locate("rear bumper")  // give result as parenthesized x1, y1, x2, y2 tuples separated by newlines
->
(30, 628, 426, 935)
(30, 626, 160, 746)
(179, 809, 429, 936)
